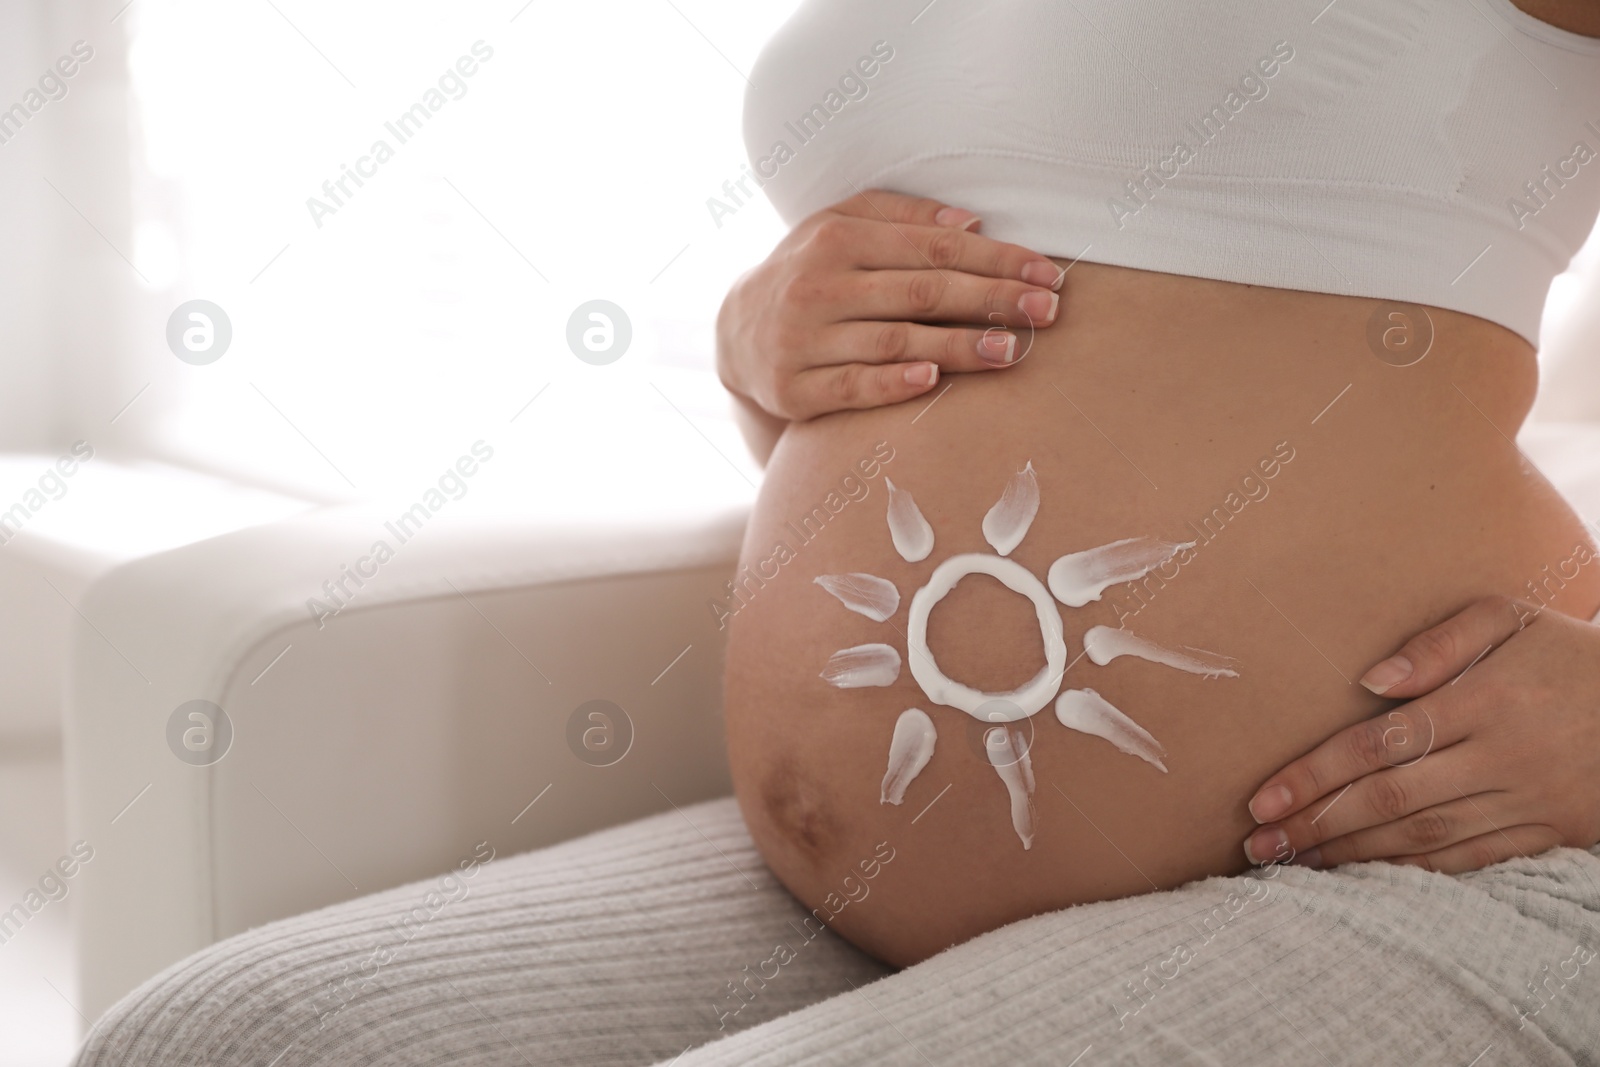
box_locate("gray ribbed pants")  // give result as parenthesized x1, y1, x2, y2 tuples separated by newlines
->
(73, 797, 1600, 1066)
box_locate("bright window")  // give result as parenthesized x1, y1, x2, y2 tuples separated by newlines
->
(123, 0, 800, 510)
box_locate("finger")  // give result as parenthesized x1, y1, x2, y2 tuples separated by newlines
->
(1296, 793, 1515, 868)
(1247, 699, 1468, 825)
(845, 268, 1060, 329)
(1359, 594, 1534, 698)
(784, 362, 941, 420)
(1245, 738, 1475, 862)
(1389, 823, 1563, 875)
(826, 320, 1024, 372)
(809, 216, 1064, 290)
(829, 189, 983, 232)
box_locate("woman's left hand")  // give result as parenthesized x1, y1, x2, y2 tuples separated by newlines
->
(1243, 595, 1600, 873)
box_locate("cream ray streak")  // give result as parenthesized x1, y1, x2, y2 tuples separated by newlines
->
(1055, 688, 1167, 772)
(881, 708, 937, 805)
(884, 478, 934, 562)
(982, 461, 1039, 556)
(820, 643, 901, 688)
(814, 573, 900, 622)
(1047, 537, 1194, 607)
(1083, 625, 1239, 678)
(985, 726, 1036, 849)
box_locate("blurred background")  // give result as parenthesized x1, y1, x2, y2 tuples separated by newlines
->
(0, 1, 800, 1062)
(0, 0, 801, 506)
(1, 2, 1598, 1064)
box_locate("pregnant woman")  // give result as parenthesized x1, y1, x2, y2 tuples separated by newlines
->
(718, 0, 1600, 968)
(77, 2, 1600, 1065)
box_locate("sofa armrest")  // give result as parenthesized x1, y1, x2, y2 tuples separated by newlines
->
(64, 502, 747, 1020)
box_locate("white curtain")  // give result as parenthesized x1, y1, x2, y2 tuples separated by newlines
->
(0, 1, 139, 451)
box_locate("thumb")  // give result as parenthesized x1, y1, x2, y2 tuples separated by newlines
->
(1359, 594, 1533, 697)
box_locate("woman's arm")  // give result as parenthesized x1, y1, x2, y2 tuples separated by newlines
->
(715, 189, 1065, 466)
(1244, 595, 1600, 872)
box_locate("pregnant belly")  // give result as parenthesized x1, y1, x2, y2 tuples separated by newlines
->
(721, 262, 1600, 967)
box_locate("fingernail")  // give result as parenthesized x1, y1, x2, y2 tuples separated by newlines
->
(1018, 290, 1058, 323)
(1248, 784, 1292, 824)
(978, 331, 1017, 365)
(1244, 827, 1289, 866)
(1360, 655, 1413, 695)
(1020, 260, 1061, 288)
(1289, 847, 1323, 869)
(934, 207, 979, 230)
(903, 362, 937, 388)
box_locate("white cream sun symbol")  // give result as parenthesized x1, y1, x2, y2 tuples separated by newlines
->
(815, 462, 1240, 849)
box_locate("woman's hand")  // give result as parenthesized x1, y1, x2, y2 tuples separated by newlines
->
(716, 189, 1065, 450)
(1243, 594, 1600, 874)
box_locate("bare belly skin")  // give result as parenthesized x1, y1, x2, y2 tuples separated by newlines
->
(721, 261, 1600, 967)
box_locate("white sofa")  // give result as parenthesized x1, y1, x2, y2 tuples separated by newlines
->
(63, 500, 748, 1021)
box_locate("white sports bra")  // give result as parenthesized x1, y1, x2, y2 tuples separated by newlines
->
(742, 0, 1600, 346)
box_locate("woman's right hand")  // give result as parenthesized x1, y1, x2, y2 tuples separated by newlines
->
(715, 189, 1066, 424)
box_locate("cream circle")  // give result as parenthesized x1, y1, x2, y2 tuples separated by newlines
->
(906, 552, 1067, 721)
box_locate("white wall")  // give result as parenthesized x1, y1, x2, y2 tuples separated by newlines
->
(1532, 221, 1600, 424)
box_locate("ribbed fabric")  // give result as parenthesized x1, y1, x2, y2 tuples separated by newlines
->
(74, 798, 1600, 1066)
(668, 838, 1600, 1067)
(742, 0, 1600, 347)
(71, 799, 889, 1067)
